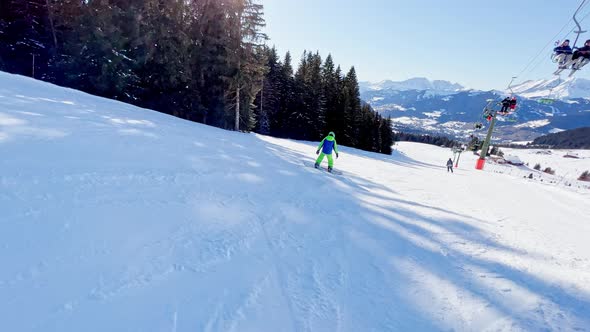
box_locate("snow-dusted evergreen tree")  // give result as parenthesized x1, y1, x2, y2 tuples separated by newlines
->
(1, 0, 394, 154)
(341, 67, 362, 146)
(254, 46, 281, 135)
(288, 52, 310, 139)
(0, 0, 55, 77)
(226, 0, 267, 131)
(322, 54, 341, 136)
(271, 51, 295, 137)
(304, 52, 326, 140)
(380, 117, 394, 154)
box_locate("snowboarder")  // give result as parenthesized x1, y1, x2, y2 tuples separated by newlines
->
(447, 158, 454, 173)
(553, 40, 573, 67)
(315, 132, 339, 172)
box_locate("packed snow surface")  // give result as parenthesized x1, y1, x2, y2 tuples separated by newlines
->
(1, 72, 590, 331)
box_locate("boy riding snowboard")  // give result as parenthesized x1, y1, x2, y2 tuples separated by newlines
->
(315, 131, 339, 172)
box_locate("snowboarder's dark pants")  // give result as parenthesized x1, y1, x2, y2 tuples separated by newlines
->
(447, 166, 453, 173)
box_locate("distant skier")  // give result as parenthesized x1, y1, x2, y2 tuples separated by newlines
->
(315, 132, 339, 172)
(447, 158, 454, 173)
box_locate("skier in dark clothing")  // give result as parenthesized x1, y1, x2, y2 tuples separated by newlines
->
(447, 158, 454, 173)
(554, 40, 573, 67)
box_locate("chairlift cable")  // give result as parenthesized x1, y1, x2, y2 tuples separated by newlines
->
(515, 1, 590, 84)
(518, 9, 590, 84)
(471, 2, 590, 145)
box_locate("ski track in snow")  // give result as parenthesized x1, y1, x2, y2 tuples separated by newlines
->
(1, 72, 590, 331)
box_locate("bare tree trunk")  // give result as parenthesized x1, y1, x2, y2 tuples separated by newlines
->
(45, 0, 58, 49)
(235, 85, 240, 131)
(259, 78, 265, 133)
(234, 4, 243, 131)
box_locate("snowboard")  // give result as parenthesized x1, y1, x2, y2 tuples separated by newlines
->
(302, 160, 343, 175)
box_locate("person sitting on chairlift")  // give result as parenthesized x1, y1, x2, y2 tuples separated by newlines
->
(499, 97, 517, 115)
(554, 39, 573, 67)
(571, 39, 590, 69)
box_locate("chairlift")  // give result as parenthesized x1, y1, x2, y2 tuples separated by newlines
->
(538, 75, 563, 104)
(538, 98, 555, 104)
(553, 0, 588, 76)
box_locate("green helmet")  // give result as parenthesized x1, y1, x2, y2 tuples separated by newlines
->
(328, 131, 335, 138)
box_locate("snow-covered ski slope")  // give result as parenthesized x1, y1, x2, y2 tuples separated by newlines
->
(1, 71, 589, 332)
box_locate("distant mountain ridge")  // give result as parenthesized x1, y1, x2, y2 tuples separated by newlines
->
(531, 127, 590, 149)
(360, 77, 465, 94)
(360, 77, 590, 142)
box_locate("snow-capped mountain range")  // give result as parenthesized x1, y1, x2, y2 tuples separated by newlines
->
(360, 77, 465, 94)
(509, 77, 590, 100)
(361, 77, 590, 142)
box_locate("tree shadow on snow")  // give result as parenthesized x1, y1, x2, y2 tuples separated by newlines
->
(256, 136, 590, 331)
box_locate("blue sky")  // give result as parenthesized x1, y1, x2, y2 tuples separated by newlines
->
(262, 0, 590, 90)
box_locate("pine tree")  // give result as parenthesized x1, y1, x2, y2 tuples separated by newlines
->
(322, 54, 340, 137)
(341, 67, 361, 146)
(380, 117, 394, 154)
(357, 104, 373, 150)
(1, 0, 395, 155)
(273, 51, 294, 137)
(332, 65, 345, 139)
(306, 52, 325, 140)
(254, 46, 281, 134)
(190, 0, 232, 126)
(289, 51, 310, 139)
(132, 0, 192, 116)
(226, 0, 267, 131)
(51, 0, 141, 100)
(0, 0, 55, 77)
